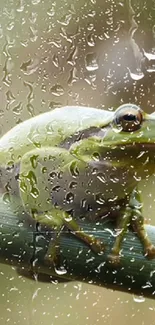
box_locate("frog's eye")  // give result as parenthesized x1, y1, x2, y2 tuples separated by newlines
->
(114, 104, 143, 132)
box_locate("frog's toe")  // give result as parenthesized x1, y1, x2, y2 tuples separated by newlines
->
(91, 239, 105, 255)
(145, 244, 155, 259)
(107, 253, 121, 266)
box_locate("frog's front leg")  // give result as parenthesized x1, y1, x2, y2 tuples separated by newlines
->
(130, 189, 155, 259)
(108, 188, 155, 264)
(19, 147, 104, 265)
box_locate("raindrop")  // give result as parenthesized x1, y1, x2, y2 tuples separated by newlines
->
(95, 193, 105, 205)
(65, 192, 74, 203)
(95, 262, 105, 273)
(30, 155, 38, 169)
(57, 13, 72, 26)
(30, 187, 39, 199)
(69, 181, 77, 189)
(87, 32, 95, 47)
(47, 6, 55, 17)
(6, 90, 15, 110)
(68, 67, 78, 85)
(16, 0, 25, 12)
(52, 186, 61, 192)
(49, 171, 57, 179)
(7, 21, 15, 31)
(85, 52, 98, 72)
(32, 0, 41, 4)
(52, 54, 59, 68)
(92, 152, 100, 161)
(147, 67, 155, 72)
(133, 295, 145, 303)
(110, 176, 119, 184)
(128, 68, 144, 80)
(97, 173, 106, 183)
(69, 161, 79, 177)
(50, 84, 64, 96)
(2, 192, 11, 203)
(12, 102, 23, 115)
(29, 26, 38, 42)
(81, 198, 87, 208)
(133, 175, 141, 182)
(143, 49, 155, 60)
(67, 46, 78, 66)
(3, 58, 14, 86)
(29, 12, 37, 24)
(27, 170, 37, 186)
(54, 265, 67, 276)
(0, 24, 3, 38)
(20, 58, 39, 75)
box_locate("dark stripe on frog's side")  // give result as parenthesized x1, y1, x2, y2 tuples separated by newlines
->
(60, 126, 109, 149)
(0, 127, 108, 195)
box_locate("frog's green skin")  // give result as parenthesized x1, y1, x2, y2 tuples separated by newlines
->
(1, 103, 155, 265)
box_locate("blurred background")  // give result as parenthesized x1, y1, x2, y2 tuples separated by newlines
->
(0, 0, 155, 324)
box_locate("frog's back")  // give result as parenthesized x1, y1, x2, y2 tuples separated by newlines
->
(0, 106, 112, 165)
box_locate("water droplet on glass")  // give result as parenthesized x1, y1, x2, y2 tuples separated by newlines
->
(3, 58, 14, 86)
(54, 265, 67, 276)
(68, 67, 78, 85)
(97, 173, 106, 183)
(2, 192, 11, 203)
(7, 21, 15, 31)
(128, 68, 144, 80)
(85, 52, 98, 71)
(20, 58, 39, 75)
(70, 162, 79, 177)
(95, 193, 105, 205)
(50, 84, 64, 96)
(47, 6, 55, 17)
(30, 187, 39, 199)
(143, 49, 155, 60)
(52, 54, 59, 68)
(87, 33, 95, 47)
(67, 46, 78, 66)
(65, 192, 74, 203)
(0, 24, 3, 38)
(52, 186, 61, 192)
(29, 26, 38, 42)
(32, 0, 41, 4)
(81, 198, 87, 209)
(30, 155, 38, 169)
(29, 12, 37, 24)
(147, 66, 155, 73)
(57, 13, 72, 26)
(16, 0, 25, 12)
(69, 181, 77, 189)
(12, 102, 23, 115)
(133, 295, 145, 303)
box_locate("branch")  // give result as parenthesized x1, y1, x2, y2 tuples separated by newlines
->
(1, 196, 155, 298)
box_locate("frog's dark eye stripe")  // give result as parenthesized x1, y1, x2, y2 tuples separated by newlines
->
(114, 104, 143, 132)
(60, 126, 108, 149)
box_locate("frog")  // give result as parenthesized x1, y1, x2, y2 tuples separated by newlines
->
(0, 103, 155, 265)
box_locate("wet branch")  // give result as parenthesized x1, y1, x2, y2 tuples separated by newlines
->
(0, 196, 155, 298)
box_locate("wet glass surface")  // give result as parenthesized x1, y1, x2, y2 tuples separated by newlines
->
(0, 0, 155, 324)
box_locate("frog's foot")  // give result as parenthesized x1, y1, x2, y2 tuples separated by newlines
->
(44, 251, 59, 267)
(44, 235, 61, 267)
(90, 238, 105, 255)
(145, 244, 155, 259)
(107, 252, 121, 266)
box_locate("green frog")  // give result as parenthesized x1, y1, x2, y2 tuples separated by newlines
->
(0, 103, 155, 264)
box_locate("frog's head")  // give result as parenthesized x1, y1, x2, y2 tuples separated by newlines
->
(71, 104, 155, 180)
(95, 103, 155, 176)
